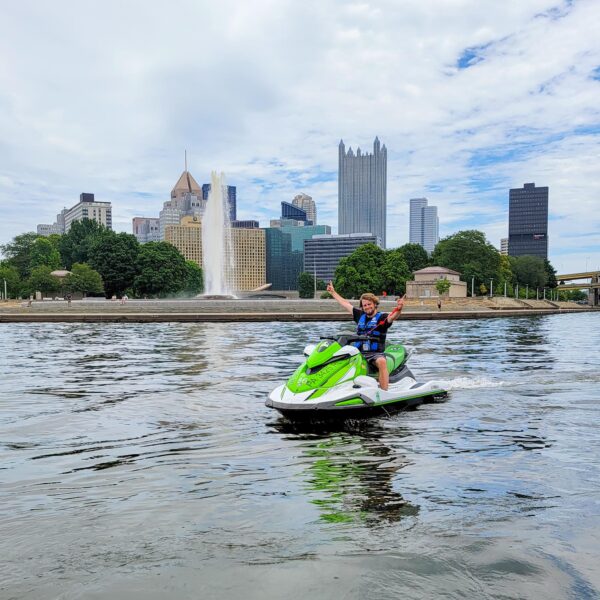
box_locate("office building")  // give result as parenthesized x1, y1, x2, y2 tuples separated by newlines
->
(202, 183, 237, 221)
(500, 238, 508, 255)
(36, 223, 60, 236)
(165, 216, 265, 291)
(132, 217, 160, 243)
(231, 220, 259, 229)
(159, 170, 206, 239)
(338, 137, 387, 247)
(281, 201, 310, 224)
(409, 197, 439, 254)
(304, 233, 381, 282)
(38, 193, 112, 235)
(508, 182, 549, 259)
(291, 193, 316, 224)
(264, 228, 305, 290)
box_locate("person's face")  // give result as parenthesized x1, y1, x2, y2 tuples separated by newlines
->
(361, 299, 377, 316)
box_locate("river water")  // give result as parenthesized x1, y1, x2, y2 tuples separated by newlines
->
(1, 313, 599, 599)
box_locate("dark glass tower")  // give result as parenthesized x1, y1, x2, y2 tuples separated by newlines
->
(338, 137, 387, 247)
(508, 183, 548, 259)
(202, 184, 237, 221)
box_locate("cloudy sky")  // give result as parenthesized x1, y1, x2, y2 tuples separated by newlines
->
(1, 0, 599, 273)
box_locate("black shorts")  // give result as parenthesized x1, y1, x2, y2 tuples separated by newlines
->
(363, 352, 385, 365)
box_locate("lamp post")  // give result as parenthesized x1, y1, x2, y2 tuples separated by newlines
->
(536, 288, 539, 300)
(504, 281, 507, 297)
(471, 276, 474, 297)
(516, 284, 519, 299)
(490, 279, 493, 298)
(3, 278, 6, 302)
(526, 285, 528, 299)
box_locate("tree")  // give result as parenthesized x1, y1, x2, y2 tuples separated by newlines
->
(89, 231, 140, 297)
(133, 241, 187, 297)
(511, 255, 547, 288)
(183, 261, 204, 296)
(497, 254, 514, 295)
(334, 243, 386, 298)
(30, 237, 62, 270)
(0, 263, 22, 298)
(0, 232, 40, 278)
(64, 263, 104, 296)
(381, 248, 411, 295)
(544, 259, 557, 288)
(298, 272, 316, 299)
(59, 219, 106, 269)
(398, 243, 429, 273)
(26, 266, 61, 296)
(435, 278, 452, 297)
(431, 230, 500, 295)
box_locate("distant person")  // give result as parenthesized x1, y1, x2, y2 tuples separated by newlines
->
(66, 293, 72, 307)
(437, 298, 442, 311)
(121, 294, 128, 305)
(327, 281, 405, 391)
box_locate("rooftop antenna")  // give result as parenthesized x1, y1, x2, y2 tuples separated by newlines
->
(184, 149, 188, 172)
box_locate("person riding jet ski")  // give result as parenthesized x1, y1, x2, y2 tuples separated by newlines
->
(326, 281, 405, 390)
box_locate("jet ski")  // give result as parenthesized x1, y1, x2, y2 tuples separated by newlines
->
(266, 334, 448, 421)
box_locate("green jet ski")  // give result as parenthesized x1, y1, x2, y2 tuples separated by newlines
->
(266, 334, 448, 421)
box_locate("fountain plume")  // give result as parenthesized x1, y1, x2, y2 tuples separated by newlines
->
(202, 172, 235, 296)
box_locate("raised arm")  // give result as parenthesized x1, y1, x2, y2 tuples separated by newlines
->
(327, 281, 353, 314)
(387, 294, 405, 323)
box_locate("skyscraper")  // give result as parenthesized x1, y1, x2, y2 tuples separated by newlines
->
(508, 183, 548, 259)
(409, 197, 439, 254)
(338, 137, 387, 247)
(291, 193, 316, 225)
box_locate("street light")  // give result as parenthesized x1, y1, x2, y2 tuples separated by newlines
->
(3, 278, 6, 302)
(526, 285, 528, 299)
(490, 279, 493, 298)
(471, 276, 475, 297)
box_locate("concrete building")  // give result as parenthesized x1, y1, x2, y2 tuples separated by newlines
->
(159, 170, 206, 239)
(291, 193, 316, 224)
(304, 233, 381, 282)
(165, 216, 265, 291)
(338, 137, 387, 247)
(132, 217, 160, 243)
(409, 197, 439, 254)
(508, 182, 549, 259)
(500, 238, 509, 255)
(405, 266, 467, 299)
(36, 224, 60, 236)
(37, 194, 112, 235)
(63, 194, 113, 232)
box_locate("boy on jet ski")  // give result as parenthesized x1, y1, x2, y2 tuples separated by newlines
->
(326, 281, 405, 390)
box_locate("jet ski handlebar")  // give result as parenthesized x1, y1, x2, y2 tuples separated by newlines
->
(319, 334, 379, 345)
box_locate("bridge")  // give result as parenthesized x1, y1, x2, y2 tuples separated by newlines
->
(556, 270, 600, 305)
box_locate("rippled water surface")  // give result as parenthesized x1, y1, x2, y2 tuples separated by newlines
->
(1, 314, 599, 599)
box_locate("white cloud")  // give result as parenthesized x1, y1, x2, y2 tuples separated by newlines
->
(0, 0, 599, 273)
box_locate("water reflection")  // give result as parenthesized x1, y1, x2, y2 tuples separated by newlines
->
(274, 421, 418, 525)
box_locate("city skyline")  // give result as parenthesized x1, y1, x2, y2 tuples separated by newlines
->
(0, 1, 599, 274)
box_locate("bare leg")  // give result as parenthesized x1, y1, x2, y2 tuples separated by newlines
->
(375, 356, 389, 390)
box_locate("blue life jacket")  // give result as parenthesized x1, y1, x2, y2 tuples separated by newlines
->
(354, 311, 386, 352)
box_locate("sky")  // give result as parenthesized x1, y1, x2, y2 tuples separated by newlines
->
(0, 0, 599, 275)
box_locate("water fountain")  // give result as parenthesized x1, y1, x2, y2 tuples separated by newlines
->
(201, 171, 236, 298)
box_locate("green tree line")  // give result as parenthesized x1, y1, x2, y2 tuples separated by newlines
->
(299, 232, 577, 300)
(0, 220, 204, 299)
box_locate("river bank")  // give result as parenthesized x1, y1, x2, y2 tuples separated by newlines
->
(0, 297, 594, 322)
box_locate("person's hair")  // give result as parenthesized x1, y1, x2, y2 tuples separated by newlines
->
(359, 293, 379, 308)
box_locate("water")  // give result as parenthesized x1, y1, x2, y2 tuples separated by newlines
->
(1, 313, 599, 599)
(201, 171, 234, 296)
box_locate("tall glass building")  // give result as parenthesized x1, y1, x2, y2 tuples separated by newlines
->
(338, 137, 387, 247)
(409, 197, 439, 254)
(508, 183, 548, 259)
